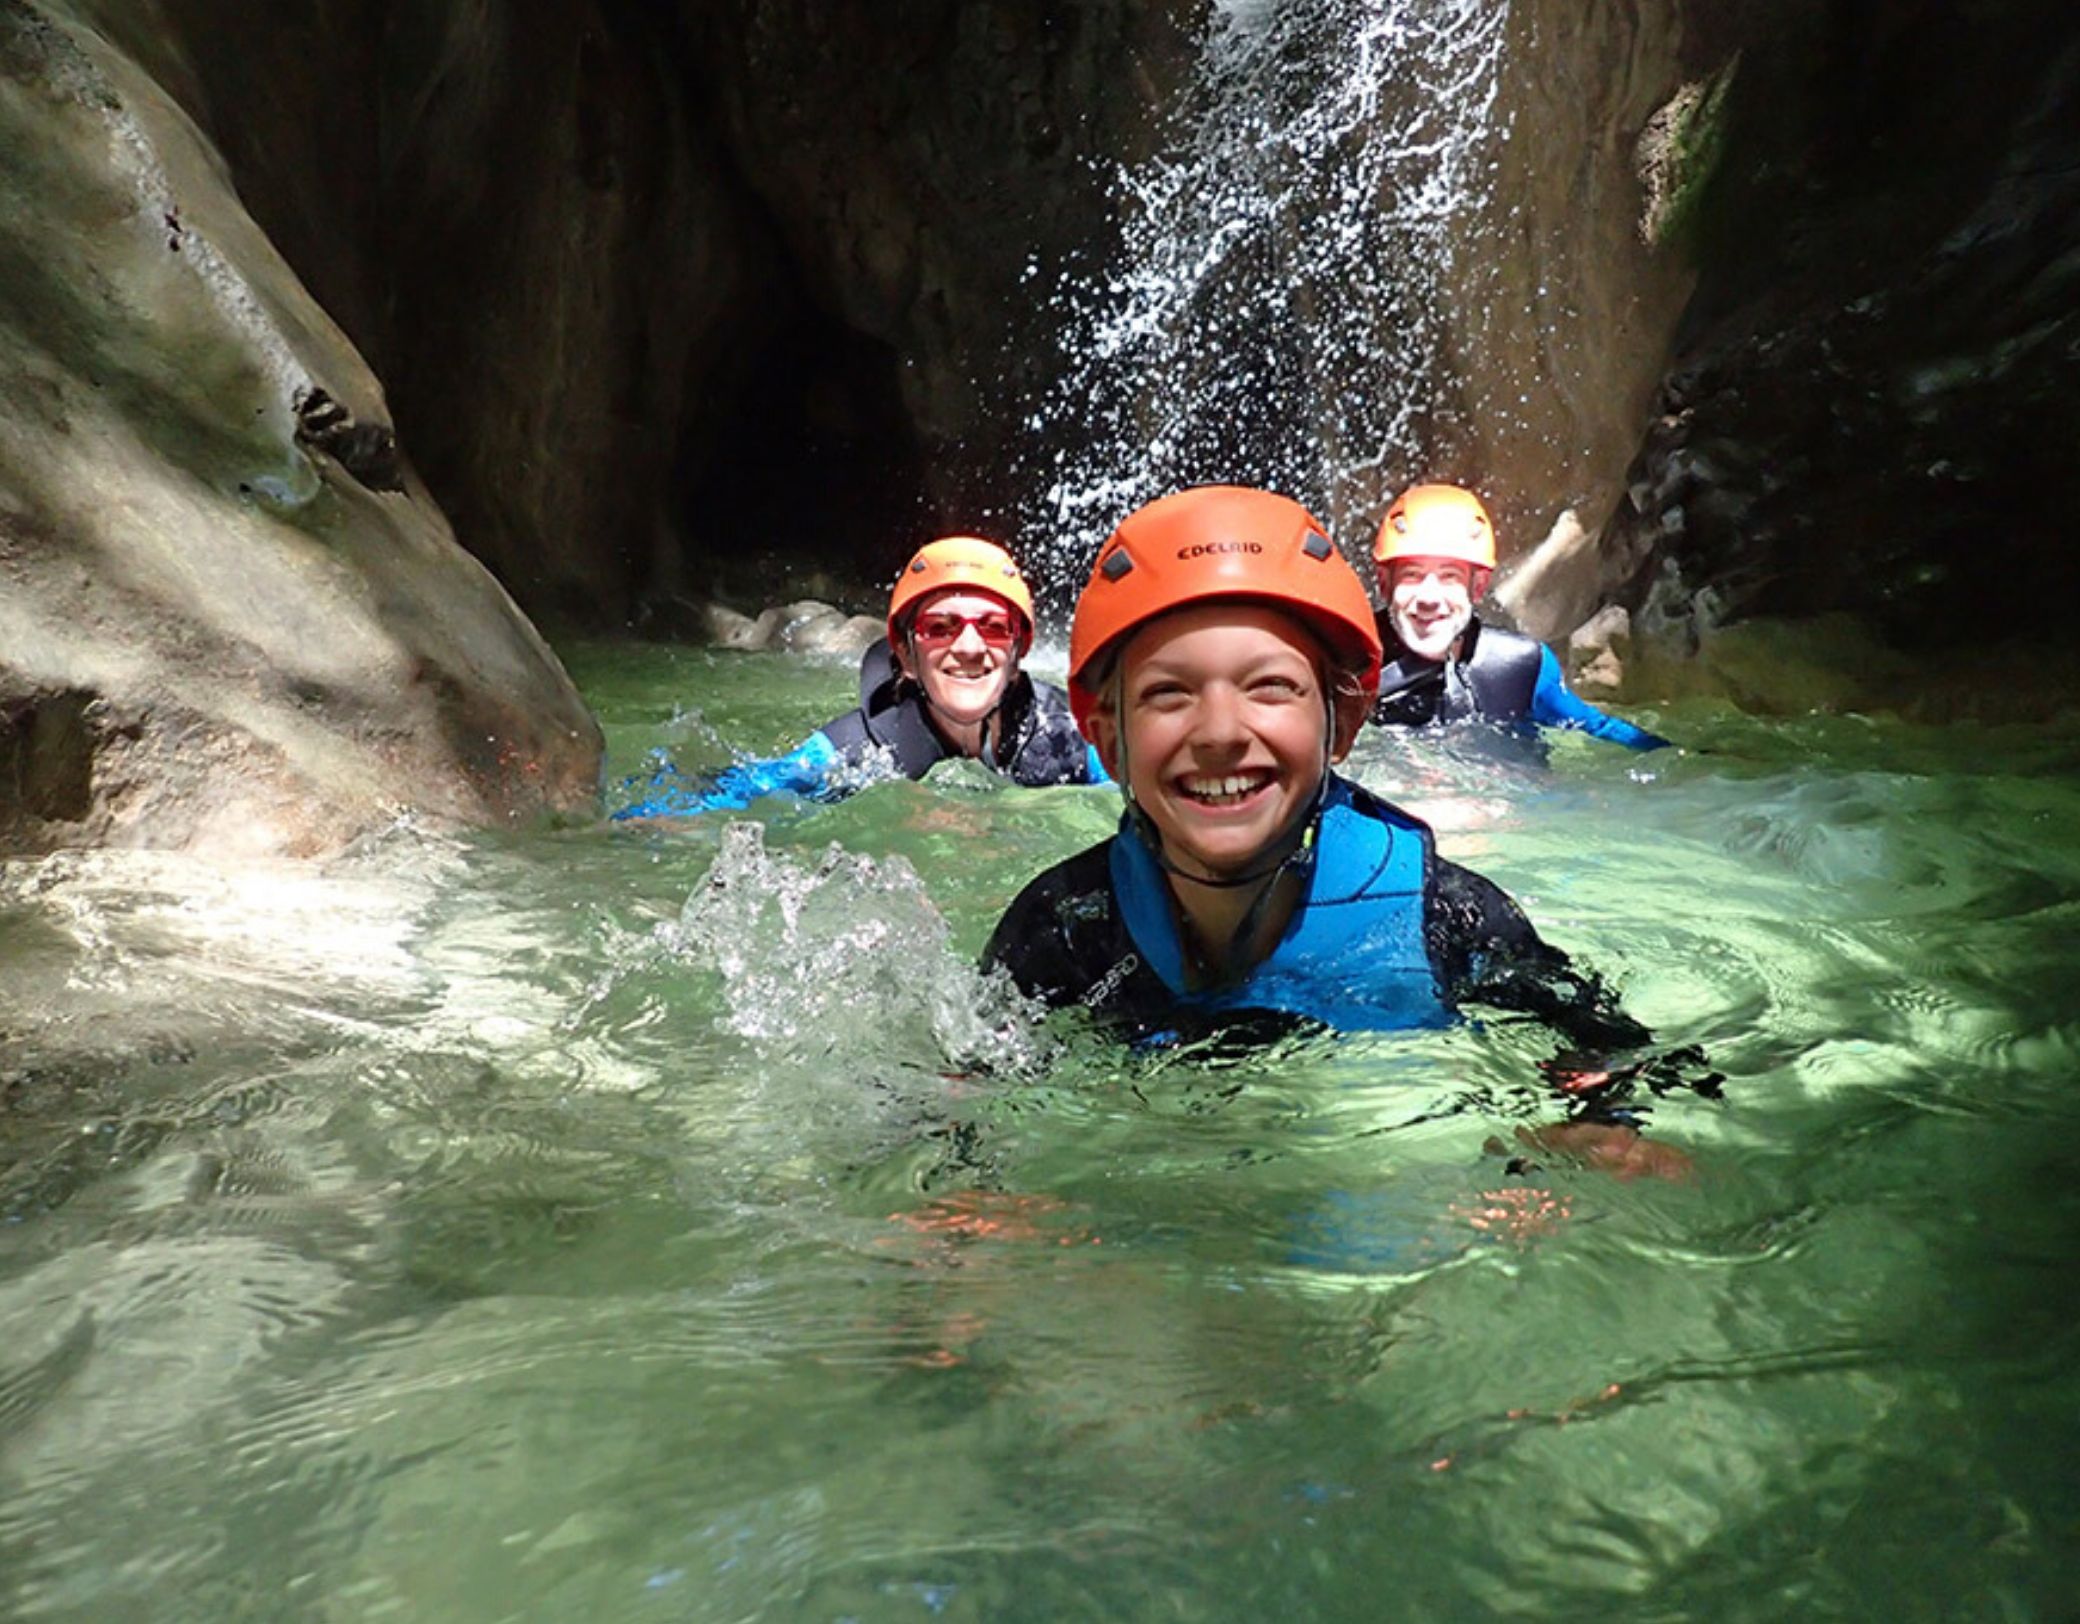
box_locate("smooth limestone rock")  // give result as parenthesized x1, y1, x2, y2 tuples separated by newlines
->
(777, 611, 883, 658)
(0, 1, 600, 857)
(688, 599, 880, 658)
(698, 603, 773, 651)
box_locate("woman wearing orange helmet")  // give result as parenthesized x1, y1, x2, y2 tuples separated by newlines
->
(1371, 484, 1668, 750)
(617, 537, 1103, 816)
(982, 486, 1664, 1048)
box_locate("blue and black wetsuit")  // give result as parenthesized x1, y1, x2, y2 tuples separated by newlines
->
(983, 775, 1645, 1048)
(616, 641, 1106, 818)
(1370, 614, 1668, 750)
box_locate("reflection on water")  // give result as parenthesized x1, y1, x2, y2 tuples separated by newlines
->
(3, 641, 2077, 1619)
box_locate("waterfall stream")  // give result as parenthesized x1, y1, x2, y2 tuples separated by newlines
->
(1018, 0, 1512, 579)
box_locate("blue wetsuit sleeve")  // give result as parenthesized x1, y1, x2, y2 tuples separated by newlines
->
(1084, 743, 1113, 786)
(614, 730, 844, 817)
(1528, 646, 1668, 750)
(703, 730, 845, 807)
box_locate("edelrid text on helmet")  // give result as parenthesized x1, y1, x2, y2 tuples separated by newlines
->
(887, 536, 1035, 653)
(1067, 486, 1383, 733)
(1373, 483, 1496, 574)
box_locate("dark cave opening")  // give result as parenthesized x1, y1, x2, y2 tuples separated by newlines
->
(668, 303, 936, 622)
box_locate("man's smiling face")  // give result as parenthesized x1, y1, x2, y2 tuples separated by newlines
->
(1383, 557, 1477, 661)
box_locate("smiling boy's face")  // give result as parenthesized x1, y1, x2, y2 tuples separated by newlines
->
(1091, 602, 1361, 881)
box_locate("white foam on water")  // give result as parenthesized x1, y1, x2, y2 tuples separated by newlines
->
(671, 821, 1043, 1079)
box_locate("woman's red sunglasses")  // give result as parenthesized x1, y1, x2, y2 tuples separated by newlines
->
(910, 610, 1020, 649)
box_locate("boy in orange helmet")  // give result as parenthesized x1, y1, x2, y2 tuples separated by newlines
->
(1372, 484, 1668, 749)
(988, 487, 1645, 1038)
(983, 487, 1713, 1164)
(617, 537, 1104, 816)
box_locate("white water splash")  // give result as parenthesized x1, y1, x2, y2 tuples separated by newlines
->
(674, 822, 1041, 1075)
(1017, 0, 1511, 584)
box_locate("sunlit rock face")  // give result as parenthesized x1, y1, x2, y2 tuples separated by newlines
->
(0, 3, 601, 857)
(1410, 0, 1709, 624)
(1600, 0, 2080, 658)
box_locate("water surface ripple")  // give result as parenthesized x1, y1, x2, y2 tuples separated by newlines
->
(2, 649, 2076, 1620)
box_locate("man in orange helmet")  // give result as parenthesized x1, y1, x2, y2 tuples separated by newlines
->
(1371, 484, 1667, 750)
(615, 537, 1104, 816)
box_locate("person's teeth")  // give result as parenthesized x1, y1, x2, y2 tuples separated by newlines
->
(1185, 774, 1263, 800)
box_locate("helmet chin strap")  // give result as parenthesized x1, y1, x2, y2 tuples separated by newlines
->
(1112, 661, 1340, 979)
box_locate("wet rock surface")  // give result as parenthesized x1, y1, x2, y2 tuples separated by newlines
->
(692, 600, 882, 657)
(1427, 0, 1710, 602)
(1598, 0, 2080, 658)
(0, 1, 600, 856)
(1565, 606, 1638, 699)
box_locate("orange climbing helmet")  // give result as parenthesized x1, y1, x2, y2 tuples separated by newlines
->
(1067, 485, 1383, 731)
(1372, 483, 1497, 573)
(887, 536, 1035, 653)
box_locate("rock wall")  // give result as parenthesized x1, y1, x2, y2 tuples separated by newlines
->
(1593, 0, 2080, 662)
(79, 0, 780, 629)
(0, 1, 599, 856)
(683, 0, 1203, 528)
(1428, 0, 1724, 635)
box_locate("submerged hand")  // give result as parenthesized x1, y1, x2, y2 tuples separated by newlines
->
(1501, 1121, 1695, 1183)
(1450, 1185, 1574, 1245)
(1537, 1052, 1643, 1097)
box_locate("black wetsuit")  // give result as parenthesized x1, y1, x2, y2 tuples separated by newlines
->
(1370, 613, 1668, 749)
(984, 775, 1646, 1048)
(613, 641, 1102, 816)
(824, 640, 1096, 787)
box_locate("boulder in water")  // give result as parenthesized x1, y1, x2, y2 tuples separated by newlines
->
(778, 609, 883, 658)
(697, 603, 777, 651)
(1567, 605, 1636, 697)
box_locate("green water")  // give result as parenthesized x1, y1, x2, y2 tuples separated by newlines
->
(2, 640, 2077, 1621)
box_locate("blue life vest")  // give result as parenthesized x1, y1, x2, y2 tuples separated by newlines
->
(1106, 778, 1449, 1032)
